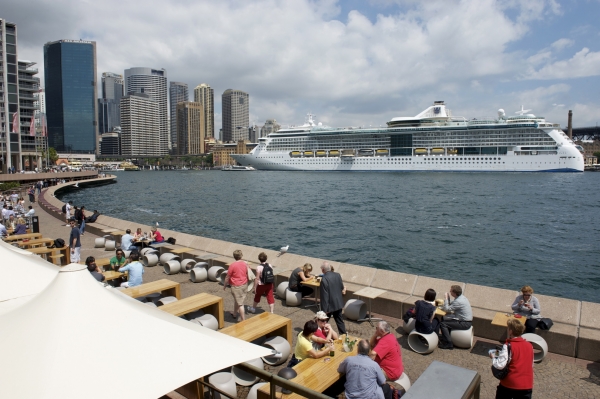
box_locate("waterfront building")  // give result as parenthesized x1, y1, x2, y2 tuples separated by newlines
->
(212, 140, 256, 166)
(261, 119, 280, 138)
(176, 102, 204, 155)
(18, 60, 41, 170)
(120, 93, 160, 156)
(169, 82, 188, 152)
(44, 39, 98, 154)
(100, 129, 120, 155)
(34, 88, 45, 122)
(221, 89, 249, 142)
(193, 83, 214, 139)
(124, 67, 168, 155)
(98, 72, 123, 135)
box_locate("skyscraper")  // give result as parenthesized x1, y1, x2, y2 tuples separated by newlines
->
(124, 67, 168, 155)
(98, 72, 123, 134)
(44, 39, 98, 153)
(176, 102, 204, 155)
(169, 81, 188, 151)
(222, 89, 249, 142)
(1, 19, 42, 171)
(194, 83, 214, 138)
(120, 93, 160, 156)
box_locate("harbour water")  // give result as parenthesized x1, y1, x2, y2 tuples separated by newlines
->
(63, 171, 600, 303)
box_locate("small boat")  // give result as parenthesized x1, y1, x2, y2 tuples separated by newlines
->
(328, 150, 340, 157)
(358, 149, 374, 157)
(431, 148, 445, 154)
(414, 148, 427, 154)
(304, 151, 314, 157)
(222, 165, 256, 171)
(316, 150, 327, 157)
(376, 149, 389, 155)
(290, 151, 301, 158)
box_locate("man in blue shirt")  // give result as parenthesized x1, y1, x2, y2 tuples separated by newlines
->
(120, 229, 134, 251)
(69, 218, 81, 263)
(337, 340, 387, 399)
(117, 251, 144, 288)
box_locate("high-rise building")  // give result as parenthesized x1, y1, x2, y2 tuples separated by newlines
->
(222, 89, 249, 142)
(169, 81, 188, 151)
(261, 119, 281, 137)
(1, 19, 43, 172)
(120, 93, 160, 156)
(176, 102, 204, 155)
(124, 67, 168, 155)
(100, 128, 120, 155)
(98, 72, 123, 134)
(44, 39, 98, 153)
(194, 83, 214, 138)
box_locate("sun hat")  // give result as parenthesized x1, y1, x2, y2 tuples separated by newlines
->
(316, 311, 329, 320)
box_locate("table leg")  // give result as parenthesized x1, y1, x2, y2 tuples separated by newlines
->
(216, 299, 224, 328)
(357, 298, 382, 327)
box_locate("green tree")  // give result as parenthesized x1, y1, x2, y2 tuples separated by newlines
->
(204, 153, 213, 166)
(593, 151, 600, 161)
(47, 147, 59, 164)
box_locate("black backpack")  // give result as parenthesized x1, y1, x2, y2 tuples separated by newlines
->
(166, 237, 176, 245)
(261, 263, 274, 284)
(53, 238, 65, 248)
(61, 204, 67, 213)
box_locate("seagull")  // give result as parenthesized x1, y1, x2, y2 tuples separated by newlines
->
(278, 245, 289, 257)
(156, 222, 159, 227)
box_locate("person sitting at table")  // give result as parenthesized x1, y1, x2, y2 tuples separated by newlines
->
(490, 318, 534, 399)
(288, 320, 334, 367)
(5, 214, 16, 230)
(0, 223, 7, 238)
(414, 288, 440, 335)
(13, 217, 27, 235)
(149, 226, 164, 245)
(86, 256, 105, 283)
(120, 229, 135, 251)
(511, 285, 541, 334)
(110, 249, 128, 271)
(369, 321, 403, 381)
(288, 263, 314, 297)
(437, 285, 473, 350)
(116, 251, 144, 288)
(311, 310, 339, 349)
(24, 206, 35, 217)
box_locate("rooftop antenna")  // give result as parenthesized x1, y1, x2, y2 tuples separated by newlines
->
(515, 105, 532, 116)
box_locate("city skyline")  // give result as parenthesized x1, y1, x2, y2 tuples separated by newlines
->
(3, 0, 600, 133)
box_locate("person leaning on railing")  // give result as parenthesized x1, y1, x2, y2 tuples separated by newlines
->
(511, 285, 541, 334)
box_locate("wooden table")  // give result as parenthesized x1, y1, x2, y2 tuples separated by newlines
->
(95, 258, 112, 270)
(301, 278, 321, 310)
(160, 293, 225, 328)
(353, 286, 386, 326)
(435, 307, 447, 317)
(491, 312, 526, 327)
(195, 253, 220, 267)
(220, 312, 293, 347)
(4, 232, 42, 242)
(121, 279, 181, 299)
(170, 247, 193, 255)
(26, 246, 57, 260)
(103, 271, 125, 282)
(17, 238, 55, 249)
(257, 335, 359, 399)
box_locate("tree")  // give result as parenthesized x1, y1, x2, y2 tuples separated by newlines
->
(204, 153, 213, 166)
(593, 151, 600, 161)
(46, 147, 59, 164)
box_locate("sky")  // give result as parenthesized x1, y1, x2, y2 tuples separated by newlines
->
(4, 0, 600, 135)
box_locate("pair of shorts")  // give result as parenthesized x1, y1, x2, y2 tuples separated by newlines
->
(253, 283, 274, 304)
(231, 283, 248, 307)
(71, 246, 81, 263)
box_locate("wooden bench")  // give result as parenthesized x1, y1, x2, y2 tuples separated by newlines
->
(17, 238, 55, 249)
(159, 293, 225, 328)
(121, 279, 181, 300)
(220, 312, 292, 347)
(4, 232, 42, 242)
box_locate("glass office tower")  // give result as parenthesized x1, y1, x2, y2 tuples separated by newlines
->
(44, 40, 98, 153)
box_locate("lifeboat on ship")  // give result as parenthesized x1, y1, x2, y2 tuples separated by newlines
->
(376, 149, 389, 156)
(358, 149, 374, 157)
(431, 148, 445, 154)
(290, 151, 301, 158)
(328, 150, 340, 157)
(316, 150, 327, 157)
(304, 151, 314, 157)
(414, 148, 427, 155)
(341, 149, 356, 159)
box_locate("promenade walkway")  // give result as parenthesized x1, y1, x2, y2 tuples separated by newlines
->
(30, 196, 600, 399)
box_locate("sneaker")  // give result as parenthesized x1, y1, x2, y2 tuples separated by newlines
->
(247, 306, 256, 314)
(438, 342, 454, 350)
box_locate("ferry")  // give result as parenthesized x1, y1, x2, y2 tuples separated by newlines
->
(222, 165, 256, 171)
(231, 101, 584, 172)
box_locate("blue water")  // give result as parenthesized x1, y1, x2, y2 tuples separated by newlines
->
(63, 171, 600, 302)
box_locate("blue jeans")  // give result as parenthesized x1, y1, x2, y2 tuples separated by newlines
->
(79, 219, 86, 234)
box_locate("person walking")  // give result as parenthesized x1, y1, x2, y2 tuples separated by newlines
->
(27, 186, 35, 204)
(490, 318, 534, 399)
(223, 249, 251, 322)
(76, 205, 86, 235)
(319, 261, 347, 335)
(69, 218, 81, 263)
(249, 252, 275, 314)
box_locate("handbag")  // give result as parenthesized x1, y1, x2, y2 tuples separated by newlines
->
(491, 343, 511, 380)
(537, 318, 553, 330)
(247, 264, 255, 281)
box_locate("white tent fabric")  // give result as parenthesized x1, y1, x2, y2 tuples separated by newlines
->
(0, 239, 59, 315)
(0, 263, 272, 399)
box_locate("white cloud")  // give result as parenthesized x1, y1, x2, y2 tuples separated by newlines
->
(551, 38, 574, 51)
(3, 0, 596, 132)
(528, 48, 600, 79)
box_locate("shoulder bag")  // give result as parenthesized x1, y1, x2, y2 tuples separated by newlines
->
(491, 343, 511, 380)
(537, 318, 553, 330)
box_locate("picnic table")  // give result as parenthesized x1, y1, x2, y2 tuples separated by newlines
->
(491, 312, 526, 327)
(160, 293, 225, 329)
(120, 279, 181, 300)
(17, 238, 55, 249)
(4, 232, 42, 242)
(220, 312, 292, 347)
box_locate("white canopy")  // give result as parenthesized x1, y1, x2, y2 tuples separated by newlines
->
(0, 263, 272, 399)
(0, 239, 59, 315)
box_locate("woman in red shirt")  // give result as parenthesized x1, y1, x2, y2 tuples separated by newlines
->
(149, 226, 164, 244)
(491, 318, 534, 399)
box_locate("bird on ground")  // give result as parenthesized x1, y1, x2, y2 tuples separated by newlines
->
(156, 222, 159, 227)
(278, 245, 289, 257)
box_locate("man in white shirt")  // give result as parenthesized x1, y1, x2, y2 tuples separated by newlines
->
(65, 201, 72, 225)
(25, 206, 35, 217)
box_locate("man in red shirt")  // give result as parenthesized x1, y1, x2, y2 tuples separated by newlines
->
(223, 249, 250, 321)
(369, 320, 404, 381)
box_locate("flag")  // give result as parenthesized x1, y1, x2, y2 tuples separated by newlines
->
(11, 112, 19, 133)
(30, 116, 36, 136)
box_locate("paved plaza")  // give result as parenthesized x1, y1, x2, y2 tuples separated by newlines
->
(31, 199, 600, 399)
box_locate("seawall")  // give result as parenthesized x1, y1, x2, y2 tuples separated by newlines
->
(39, 176, 600, 361)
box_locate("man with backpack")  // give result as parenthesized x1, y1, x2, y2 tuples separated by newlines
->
(248, 252, 275, 314)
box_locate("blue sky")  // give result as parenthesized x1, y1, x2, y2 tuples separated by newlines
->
(4, 0, 600, 133)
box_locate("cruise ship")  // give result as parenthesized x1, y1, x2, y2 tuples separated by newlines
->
(231, 101, 584, 172)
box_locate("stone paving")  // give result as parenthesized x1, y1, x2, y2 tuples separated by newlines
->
(30, 197, 600, 399)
